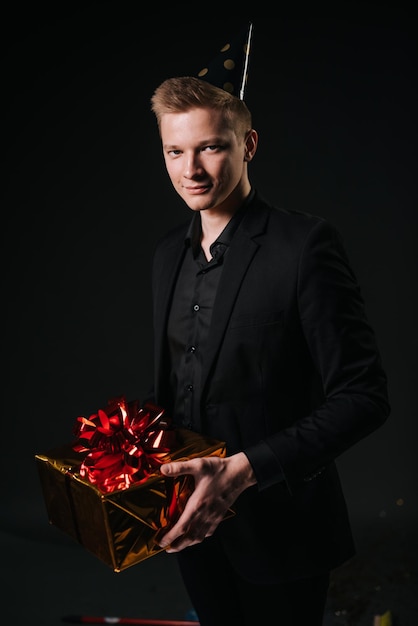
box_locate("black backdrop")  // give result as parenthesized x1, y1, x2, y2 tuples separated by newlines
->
(3, 4, 417, 541)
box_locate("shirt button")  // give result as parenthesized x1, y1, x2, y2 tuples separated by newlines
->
(188, 345, 196, 353)
(193, 304, 200, 311)
(186, 384, 194, 392)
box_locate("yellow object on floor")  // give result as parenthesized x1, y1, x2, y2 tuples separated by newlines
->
(373, 610, 392, 626)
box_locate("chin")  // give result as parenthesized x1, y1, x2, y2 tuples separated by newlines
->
(185, 198, 213, 212)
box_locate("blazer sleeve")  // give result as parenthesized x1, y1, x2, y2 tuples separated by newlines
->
(245, 218, 390, 491)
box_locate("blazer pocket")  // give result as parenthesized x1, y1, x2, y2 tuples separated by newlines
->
(229, 310, 284, 330)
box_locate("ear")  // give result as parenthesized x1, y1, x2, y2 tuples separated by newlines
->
(244, 129, 258, 162)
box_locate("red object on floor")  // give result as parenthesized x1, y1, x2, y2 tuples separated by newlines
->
(62, 617, 200, 625)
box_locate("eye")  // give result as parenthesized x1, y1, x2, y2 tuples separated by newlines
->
(202, 144, 222, 153)
(167, 149, 182, 157)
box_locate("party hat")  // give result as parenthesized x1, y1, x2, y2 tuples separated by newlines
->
(197, 22, 253, 100)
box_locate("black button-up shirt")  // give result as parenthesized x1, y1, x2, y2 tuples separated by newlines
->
(167, 191, 254, 431)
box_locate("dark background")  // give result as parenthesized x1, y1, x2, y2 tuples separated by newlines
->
(3, 3, 417, 623)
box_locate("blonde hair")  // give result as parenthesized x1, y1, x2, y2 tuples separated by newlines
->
(151, 76, 252, 140)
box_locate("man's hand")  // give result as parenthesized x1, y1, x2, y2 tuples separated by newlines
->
(157, 451, 256, 552)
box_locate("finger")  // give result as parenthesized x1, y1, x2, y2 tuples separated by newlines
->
(159, 463, 172, 476)
(160, 462, 180, 476)
(160, 459, 194, 476)
(157, 517, 185, 548)
(158, 515, 202, 549)
(164, 533, 205, 553)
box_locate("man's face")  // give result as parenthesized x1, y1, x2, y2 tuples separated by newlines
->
(160, 107, 248, 214)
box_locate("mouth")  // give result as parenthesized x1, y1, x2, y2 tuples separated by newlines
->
(183, 184, 211, 195)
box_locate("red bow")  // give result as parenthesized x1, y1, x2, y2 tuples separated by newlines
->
(72, 397, 176, 494)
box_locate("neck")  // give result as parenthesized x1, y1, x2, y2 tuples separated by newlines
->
(199, 184, 250, 260)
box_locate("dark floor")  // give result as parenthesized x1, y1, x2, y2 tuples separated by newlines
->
(2, 508, 417, 626)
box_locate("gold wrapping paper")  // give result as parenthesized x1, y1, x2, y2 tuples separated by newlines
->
(35, 428, 228, 572)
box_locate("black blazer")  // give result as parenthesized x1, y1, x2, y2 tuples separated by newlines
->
(150, 190, 390, 583)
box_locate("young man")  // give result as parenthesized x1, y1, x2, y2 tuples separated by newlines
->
(148, 26, 390, 626)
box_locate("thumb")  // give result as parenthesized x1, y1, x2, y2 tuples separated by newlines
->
(160, 459, 191, 477)
(160, 461, 177, 476)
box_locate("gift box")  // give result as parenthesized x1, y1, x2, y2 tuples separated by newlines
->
(35, 397, 229, 572)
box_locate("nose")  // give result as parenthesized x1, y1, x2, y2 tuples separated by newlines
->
(183, 152, 203, 179)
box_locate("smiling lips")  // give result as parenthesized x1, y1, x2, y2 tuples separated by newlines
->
(183, 184, 211, 194)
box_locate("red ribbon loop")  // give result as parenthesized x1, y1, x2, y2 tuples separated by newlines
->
(72, 396, 176, 493)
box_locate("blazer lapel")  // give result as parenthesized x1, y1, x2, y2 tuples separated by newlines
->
(201, 202, 270, 394)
